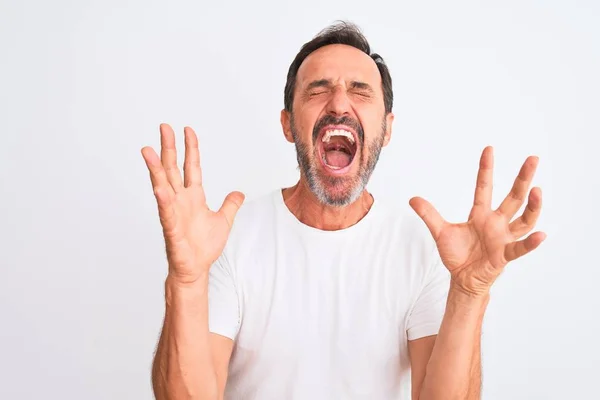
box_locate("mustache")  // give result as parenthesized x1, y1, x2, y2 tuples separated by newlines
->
(312, 115, 364, 144)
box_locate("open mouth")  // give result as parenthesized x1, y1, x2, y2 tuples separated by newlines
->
(317, 127, 358, 173)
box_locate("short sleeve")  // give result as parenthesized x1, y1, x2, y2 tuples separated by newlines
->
(207, 252, 241, 340)
(406, 250, 451, 341)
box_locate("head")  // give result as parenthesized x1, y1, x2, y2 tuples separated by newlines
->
(281, 21, 394, 207)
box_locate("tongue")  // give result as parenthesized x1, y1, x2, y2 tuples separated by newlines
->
(325, 150, 351, 168)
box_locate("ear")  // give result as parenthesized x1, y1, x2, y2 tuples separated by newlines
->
(280, 109, 294, 143)
(382, 112, 394, 147)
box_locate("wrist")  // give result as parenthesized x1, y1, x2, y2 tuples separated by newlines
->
(448, 283, 490, 310)
(165, 272, 210, 305)
(166, 266, 211, 288)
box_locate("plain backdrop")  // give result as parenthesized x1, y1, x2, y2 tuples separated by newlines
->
(1, 0, 599, 399)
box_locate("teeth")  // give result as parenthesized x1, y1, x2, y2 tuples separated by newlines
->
(322, 129, 355, 144)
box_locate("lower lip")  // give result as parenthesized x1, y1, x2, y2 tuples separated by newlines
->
(317, 144, 356, 175)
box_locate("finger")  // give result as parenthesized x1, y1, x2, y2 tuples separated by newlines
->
(472, 146, 494, 210)
(497, 156, 539, 219)
(409, 197, 446, 240)
(183, 126, 202, 187)
(509, 187, 542, 238)
(141, 146, 172, 194)
(160, 123, 183, 191)
(141, 146, 176, 224)
(504, 231, 546, 262)
(218, 191, 246, 228)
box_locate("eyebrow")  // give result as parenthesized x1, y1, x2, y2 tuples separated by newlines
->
(306, 79, 333, 90)
(305, 79, 375, 93)
(349, 81, 375, 93)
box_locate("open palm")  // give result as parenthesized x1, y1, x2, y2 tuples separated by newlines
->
(141, 124, 244, 283)
(410, 147, 545, 296)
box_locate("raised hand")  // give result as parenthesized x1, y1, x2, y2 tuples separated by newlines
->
(409, 146, 546, 296)
(141, 124, 245, 284)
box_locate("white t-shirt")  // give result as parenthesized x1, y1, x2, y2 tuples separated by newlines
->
(208, 189, 450, 399)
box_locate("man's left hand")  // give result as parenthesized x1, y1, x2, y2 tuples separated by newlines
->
(410, 146, 546, 297)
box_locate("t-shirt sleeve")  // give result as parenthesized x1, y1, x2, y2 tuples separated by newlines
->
(406, 249, 451, 341)
(207, 252, 241, 340)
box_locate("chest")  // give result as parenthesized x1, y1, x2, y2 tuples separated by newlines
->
(232, 240, 419, 365)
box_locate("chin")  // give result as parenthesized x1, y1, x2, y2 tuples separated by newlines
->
(310, 173, 365, 207)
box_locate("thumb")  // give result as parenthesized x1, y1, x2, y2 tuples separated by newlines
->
(409, 196, 445, 240)
(219, 191, 245, 228)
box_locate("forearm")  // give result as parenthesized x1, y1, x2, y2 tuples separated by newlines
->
(152, 273, 218, 400)
(466, 312, 483, 400)
(419, 284, 489, 400)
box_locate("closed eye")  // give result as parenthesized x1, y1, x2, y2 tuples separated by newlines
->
(349, 82, 375, 100)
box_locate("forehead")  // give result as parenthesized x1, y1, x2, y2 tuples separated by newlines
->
(296, 44, 382, 88)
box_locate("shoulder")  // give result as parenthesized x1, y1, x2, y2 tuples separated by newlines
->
(370, 197, 440, 267)
(232, 190, 277, 227)
(373, 198, 434, 244)
(373, 198, 448, 293)
(222, 190, 279, 251)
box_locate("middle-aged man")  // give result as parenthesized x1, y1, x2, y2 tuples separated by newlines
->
(142, 22, 545, 400)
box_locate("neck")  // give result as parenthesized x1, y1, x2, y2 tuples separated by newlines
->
(282, 179, 374, 231)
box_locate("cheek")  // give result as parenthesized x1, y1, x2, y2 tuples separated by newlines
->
(293, 108, 321, 140)
(359, 114, 386, 142)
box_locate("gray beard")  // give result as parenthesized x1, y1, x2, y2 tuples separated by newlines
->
(291, 118, 386, 208)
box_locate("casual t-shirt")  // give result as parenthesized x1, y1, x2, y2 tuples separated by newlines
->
(208, 189, 450, 399)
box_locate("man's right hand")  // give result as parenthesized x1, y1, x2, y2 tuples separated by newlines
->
(141, 123, 245, 284)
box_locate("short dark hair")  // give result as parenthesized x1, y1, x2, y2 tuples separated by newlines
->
(284, 21, 393, 114)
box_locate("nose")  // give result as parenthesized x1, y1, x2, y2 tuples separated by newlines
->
(326, 85, 351, 117)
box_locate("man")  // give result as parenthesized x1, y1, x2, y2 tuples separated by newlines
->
(142, 22, 545, 399)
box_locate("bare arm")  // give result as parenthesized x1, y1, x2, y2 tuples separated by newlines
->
(152, 275, 234, 400)
(141, 124, 244, 400)
(409, 147, 544, 400)
(416, 287, 487, 400)
(466, 302, 483, 400)
(408, 335, 436, 400)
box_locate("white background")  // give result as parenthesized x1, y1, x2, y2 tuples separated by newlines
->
(1, 0, 599, 399)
